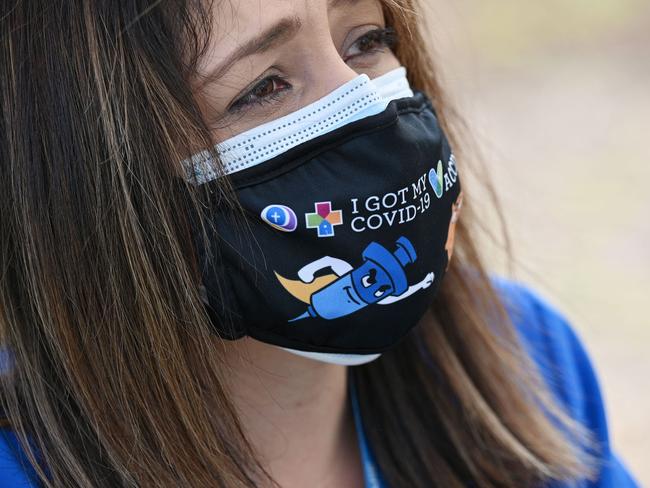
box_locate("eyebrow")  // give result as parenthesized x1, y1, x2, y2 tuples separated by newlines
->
(327, 0, 361, 8)
(194, 16, 302, 91)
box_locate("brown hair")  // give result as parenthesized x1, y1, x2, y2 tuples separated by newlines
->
(0, 0, 594, 486)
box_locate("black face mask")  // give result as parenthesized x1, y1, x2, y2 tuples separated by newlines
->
(185, 68, 462, 360)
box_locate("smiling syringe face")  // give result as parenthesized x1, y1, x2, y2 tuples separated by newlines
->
(291, 236, 418, 322)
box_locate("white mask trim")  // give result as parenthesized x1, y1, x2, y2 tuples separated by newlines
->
(279, 347, 382, 366)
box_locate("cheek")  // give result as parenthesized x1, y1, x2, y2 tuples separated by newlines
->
(374, 51, 402, 74)
(348, 51, 402, 79)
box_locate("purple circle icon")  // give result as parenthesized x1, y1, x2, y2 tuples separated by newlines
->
(261, 204, 298, 232)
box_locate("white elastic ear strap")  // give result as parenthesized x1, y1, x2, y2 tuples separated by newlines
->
(184, 67, 413, 185)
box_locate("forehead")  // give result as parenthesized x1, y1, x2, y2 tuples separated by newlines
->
(195, 0, 383, 86)
(212, 0, 297, 34)
(201, 0, 382, 58)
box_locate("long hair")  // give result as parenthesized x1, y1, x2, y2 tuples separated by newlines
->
(0, 0, 594, 486)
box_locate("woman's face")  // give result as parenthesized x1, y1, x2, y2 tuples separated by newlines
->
(192, 0, 400, 141)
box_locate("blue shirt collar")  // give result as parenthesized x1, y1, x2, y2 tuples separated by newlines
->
(349, 372, 388, 488)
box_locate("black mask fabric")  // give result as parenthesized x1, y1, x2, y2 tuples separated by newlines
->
(193, 91, 462, 355)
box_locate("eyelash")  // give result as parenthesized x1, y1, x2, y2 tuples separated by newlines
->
(343, 26, 397, 62)
(228, 75, 292, 113)
(227, 27, 398, 114)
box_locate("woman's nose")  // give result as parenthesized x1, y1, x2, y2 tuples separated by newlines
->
(299, 38, 360, 102)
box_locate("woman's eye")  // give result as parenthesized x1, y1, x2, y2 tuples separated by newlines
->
(228, 75, 291, 113)
(223, 27, 397, 117)
(343, 27, 397, 62)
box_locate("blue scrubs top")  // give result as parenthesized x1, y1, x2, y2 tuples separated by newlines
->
(349, 278, 640, 487)
(0, 279, 641, 487)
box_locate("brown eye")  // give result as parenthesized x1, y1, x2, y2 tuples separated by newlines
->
(357, 34, 381, 52)
(228, 75, 292, 113)
(343, 27, 397, 62)
(252, 78, 278, 98)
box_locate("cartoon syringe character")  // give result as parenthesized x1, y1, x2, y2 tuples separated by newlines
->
(289, 236, 418, 322)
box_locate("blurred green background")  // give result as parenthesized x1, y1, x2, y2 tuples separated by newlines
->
(426, 0, 649, 484)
